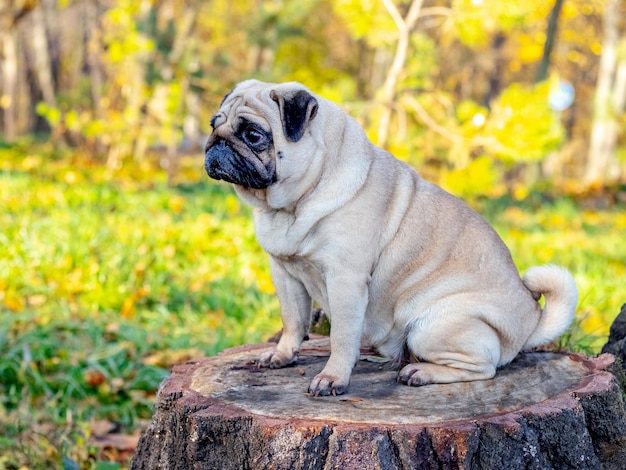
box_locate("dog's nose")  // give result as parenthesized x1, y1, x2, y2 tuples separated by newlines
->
(204, 136, 224, 153)
(204, 138, 234, 179)
(206, 138, 227, 154)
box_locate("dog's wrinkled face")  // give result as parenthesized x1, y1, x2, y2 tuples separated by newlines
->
(204, 88, 276, 189)
(204, 80, 318, 190)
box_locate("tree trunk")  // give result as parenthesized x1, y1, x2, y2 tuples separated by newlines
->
(584, 0, 625, 185)
(85, 0, 105, 156)
(602, 303, 626, 365)
(1, 3, 38, 142)
(30, 3, 57, 109)
(535, 0, 564, 83)
(377, 0, 424, 148)
(133, 337, 626, 469)
(161, 4, 196, 185)
(1, 28, 19, 142)
(483, 33, 507, 108)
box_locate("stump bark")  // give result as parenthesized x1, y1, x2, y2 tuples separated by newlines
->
(133, 337, 626, 469)
(602, 303, 626, 363)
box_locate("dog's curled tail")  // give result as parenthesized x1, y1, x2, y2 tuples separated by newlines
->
(522, 264, 578, 349)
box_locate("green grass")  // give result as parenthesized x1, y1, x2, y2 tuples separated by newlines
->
(0, 146, 623, 468)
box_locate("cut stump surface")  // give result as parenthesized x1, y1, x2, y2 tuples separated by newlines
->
(133, 337, 626, 469)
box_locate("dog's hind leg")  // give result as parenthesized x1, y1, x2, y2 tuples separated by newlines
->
(398, 318, 500, 386)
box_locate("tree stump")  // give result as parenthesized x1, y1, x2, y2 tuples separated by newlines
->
(602, 303, 626, 363)
(132, 337, 626, 469)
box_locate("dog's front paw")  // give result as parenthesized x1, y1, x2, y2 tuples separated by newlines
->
(257, 348, 297, 369)
(308, 372, 349, 397)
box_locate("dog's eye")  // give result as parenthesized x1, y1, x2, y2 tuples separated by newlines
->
(243, 127, 265, 146)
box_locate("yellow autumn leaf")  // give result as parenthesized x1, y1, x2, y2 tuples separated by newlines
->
(503, 206, 526, 224)
(27, 294, 47, 307)
(22, 155, 41, 171)
(64, 170, 80, 184)
(512, 185, 529, 201)
(440, 156, 497, 199)
(168, 195, 185, 213)
(4, 294, 24, 312)
(579, 312, 609, 338)
(257, 272, 275, 295)
(225, 194, 240, 215)
(206, 310, 226, 329)
(537, 246, 555, 263)
(614, 213, 626, 229)
(121, 296, 135, 319)
(517, 32, 545, 63)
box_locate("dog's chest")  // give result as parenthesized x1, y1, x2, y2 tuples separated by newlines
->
(253, 209, 318, 258)
(280, 256, 328, 311)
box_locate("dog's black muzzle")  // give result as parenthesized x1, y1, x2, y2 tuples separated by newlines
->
(204, 138, 275, 189)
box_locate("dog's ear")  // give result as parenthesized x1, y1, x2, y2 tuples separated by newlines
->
(270, 89, 318, 142)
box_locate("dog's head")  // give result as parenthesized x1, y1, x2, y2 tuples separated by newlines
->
(204, 80, 319, 190)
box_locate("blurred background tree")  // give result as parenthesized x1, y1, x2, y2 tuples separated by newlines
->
(1, 0, 625, 192)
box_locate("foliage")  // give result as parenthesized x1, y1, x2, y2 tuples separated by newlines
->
(449, 0, 551, 48)
(484, 80, 564, 163)
(3, 0, 621, 190)
(332, 0, 397, 45)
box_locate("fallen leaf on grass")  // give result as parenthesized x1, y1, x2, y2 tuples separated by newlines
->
(90, 419, 118, 437)
(89, 433, 140, 451)
(84, 369, 107, 387)
(143, 348, 204, 368)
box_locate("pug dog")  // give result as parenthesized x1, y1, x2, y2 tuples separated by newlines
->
(204, 80, 578, 397)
